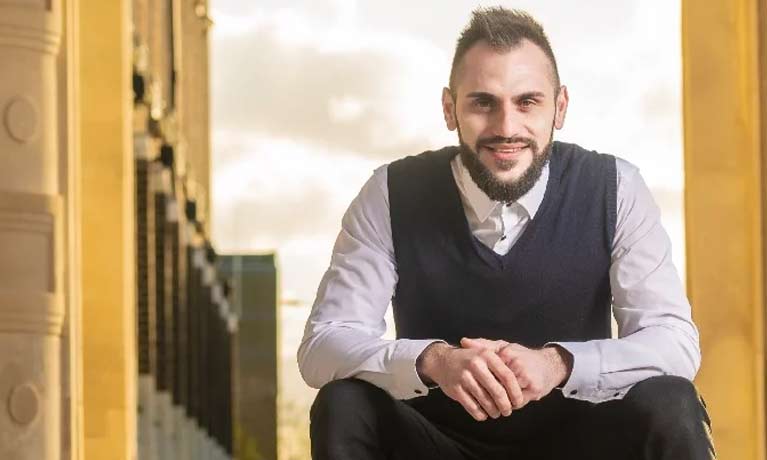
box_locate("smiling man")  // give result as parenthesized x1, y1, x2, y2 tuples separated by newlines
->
(298, 7, 715, 460)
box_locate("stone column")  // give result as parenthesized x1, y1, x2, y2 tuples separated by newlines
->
(179, 0, 213, 235)
(683, 0, 767, 459)
(0, 1, 64, 459)
(78, 0, 136, 458)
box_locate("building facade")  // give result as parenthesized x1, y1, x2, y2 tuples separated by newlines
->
(0, 1, 245, 459)
(219, 254, 278, 460)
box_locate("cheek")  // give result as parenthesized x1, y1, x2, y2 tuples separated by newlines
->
(533, 112, 557, 134)
(522, 119, 552, 144)
(461, 115, 492, 138)
(457, 116, 483, 142)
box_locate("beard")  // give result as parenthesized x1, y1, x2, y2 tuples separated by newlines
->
(457, 125, 554, 204)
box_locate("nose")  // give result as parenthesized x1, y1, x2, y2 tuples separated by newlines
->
(492, 101, 523, 139)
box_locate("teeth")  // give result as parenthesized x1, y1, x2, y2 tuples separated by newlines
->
(486, 145, 527, 153)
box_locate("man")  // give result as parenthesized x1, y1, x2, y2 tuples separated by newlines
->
(298, 7, 714, 460)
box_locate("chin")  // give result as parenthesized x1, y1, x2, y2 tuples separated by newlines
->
(486, 160, 530, 182)
(492, 169, 525, 184)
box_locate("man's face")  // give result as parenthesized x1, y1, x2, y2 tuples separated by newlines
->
(442, 39, 569, 201)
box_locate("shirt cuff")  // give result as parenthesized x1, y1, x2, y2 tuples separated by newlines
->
(391, 339, 446, 400)
(545, 340, 626, 403)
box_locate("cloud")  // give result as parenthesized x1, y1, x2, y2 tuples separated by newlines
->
(210, 0, 683, 179)
(211, 6, 455, 161)
(210, 0, 687, 301)
(212, 133, 380, 248)
(211, 134, 382, 302)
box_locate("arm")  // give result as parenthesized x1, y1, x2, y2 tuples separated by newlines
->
(296, 165, 440, 400)
(549, 158, 701, 403)
(298, 166, 526, 417)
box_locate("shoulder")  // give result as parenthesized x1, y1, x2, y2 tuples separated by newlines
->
(614, 156, 641, 191)
(386, 146, 458, 192)
(556, 142, 639, 180)
(388, 146, 458, 175)
(554, 141, 616, 164)
(342, 164, 389, 226)
(357, 145, 456, 212)
(369, 163, 389, 198)
(552, 142, 617, 186)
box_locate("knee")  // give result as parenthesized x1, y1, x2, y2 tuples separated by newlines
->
(624, 375, 709, 438)
(310, 379, 397, 459)
(310, 378, 389, 426)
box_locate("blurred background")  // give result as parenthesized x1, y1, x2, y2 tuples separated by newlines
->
(0, 0, 764, 459)
(210, 1, 686, 458)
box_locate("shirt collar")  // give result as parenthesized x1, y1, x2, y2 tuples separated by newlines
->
(451, 154, 549, 223)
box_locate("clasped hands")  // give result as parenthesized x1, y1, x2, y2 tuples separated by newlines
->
(416, 338, 573, 421)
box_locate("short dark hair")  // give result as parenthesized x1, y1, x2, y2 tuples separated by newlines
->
(449, 7, 560, 92)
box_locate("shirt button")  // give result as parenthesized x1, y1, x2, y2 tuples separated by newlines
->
(613, 392, 620, 397)
(569, 390, 578, 396)
(414, 389, 423, 395)
(500, 235, 507, 241)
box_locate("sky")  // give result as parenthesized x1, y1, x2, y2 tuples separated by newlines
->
(209, 0, 685, 307)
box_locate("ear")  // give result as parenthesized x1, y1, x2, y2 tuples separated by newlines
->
(442, 87, 458, 131)
(554, 85, 569, 130)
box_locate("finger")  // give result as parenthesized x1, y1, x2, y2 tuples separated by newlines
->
(462, 370, 502, 419)
(501, 352, 547, 402)
(460, 337, 494, 349)
(473, 367, 513, 416)
(511, 365, 531, 389)
(468, 348, 518, 414)
(461, 337, 508, 352)
(453, 386, 488, 421)
(485, 353, 526, 412)
(521, 387, 542, 402)
(498, 345, 521, 365)
(501, 351, 535, 391)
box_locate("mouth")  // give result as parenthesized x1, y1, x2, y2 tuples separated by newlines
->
(481, 143, 529, 160)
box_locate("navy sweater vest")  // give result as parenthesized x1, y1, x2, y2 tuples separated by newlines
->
(387, 141, 617, 434)
(388, 141, 616, 346)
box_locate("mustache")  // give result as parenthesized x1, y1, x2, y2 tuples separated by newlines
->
(477, 136, 538, 150)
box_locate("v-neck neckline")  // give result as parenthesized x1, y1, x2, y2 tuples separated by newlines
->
(442, 144, 560, 272)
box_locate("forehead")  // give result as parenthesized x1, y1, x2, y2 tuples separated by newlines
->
(455, 39, 556, 97)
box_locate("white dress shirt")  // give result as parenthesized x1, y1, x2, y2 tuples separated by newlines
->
(297, 150, 701, 404)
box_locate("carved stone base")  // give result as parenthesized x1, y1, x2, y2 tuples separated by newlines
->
(0, 333, 60, 460)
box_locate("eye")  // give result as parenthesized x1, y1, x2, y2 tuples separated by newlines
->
(472, 97, 494, 111)
(520, 99, 536, 109)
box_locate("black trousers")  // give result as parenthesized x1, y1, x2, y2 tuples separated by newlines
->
(310, 376, 715, 460)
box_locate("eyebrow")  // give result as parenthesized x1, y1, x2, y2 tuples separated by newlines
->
(464, 91, 547, 102)
(465, 91, 495, 99)
(513, 91, 546, 102)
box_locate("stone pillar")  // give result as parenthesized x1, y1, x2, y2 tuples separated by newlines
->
(60, 0, 85, 457)
(178, 0, 213, 235)
(0, 1, 64, 459)
(683, 0, 767, 459)
(78, 0, 136, 458)
(136, 123, 158, 460)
